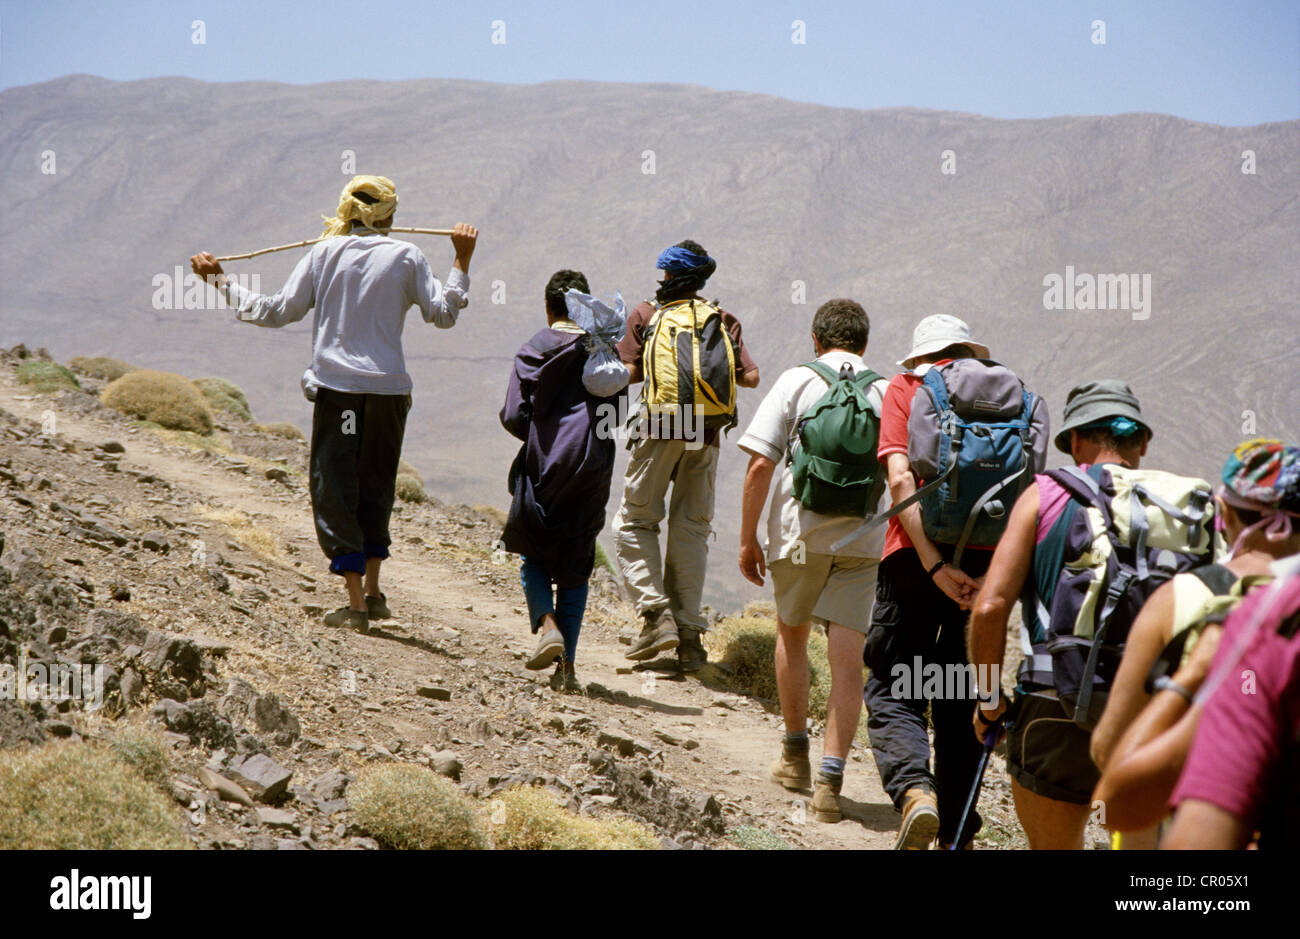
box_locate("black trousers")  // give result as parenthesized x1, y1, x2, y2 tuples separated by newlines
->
(309, 388, 411, 575)
(863, 545, 992, 847)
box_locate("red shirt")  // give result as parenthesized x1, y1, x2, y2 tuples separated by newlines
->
(617, 298, 758, 448)
(876, 362, 993, 560)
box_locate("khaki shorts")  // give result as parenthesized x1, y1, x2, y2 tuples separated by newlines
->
(769, 553, 880, 633)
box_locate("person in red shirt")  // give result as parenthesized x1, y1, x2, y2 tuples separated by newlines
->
(863, 314, 996, 850)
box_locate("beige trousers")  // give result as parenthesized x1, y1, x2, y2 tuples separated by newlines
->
(613, 437, 719, 630)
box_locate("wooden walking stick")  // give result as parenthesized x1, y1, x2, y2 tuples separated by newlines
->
(215, 227, 455, 262)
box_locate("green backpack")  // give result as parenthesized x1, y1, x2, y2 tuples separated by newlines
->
(788, 361, 886, 517)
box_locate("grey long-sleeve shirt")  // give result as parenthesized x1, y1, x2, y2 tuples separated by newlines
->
(224, 226, 469, 396)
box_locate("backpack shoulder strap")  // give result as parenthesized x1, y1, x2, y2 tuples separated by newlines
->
(1045, 464, 1107, 511)
(921, 364, 952, 413)
(803, 361, 840, 385)
(854, 368, 884, 389)
(1190, 563, 1239, 596)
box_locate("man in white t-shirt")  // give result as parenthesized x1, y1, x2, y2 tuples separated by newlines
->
(737, 298, 889, 823)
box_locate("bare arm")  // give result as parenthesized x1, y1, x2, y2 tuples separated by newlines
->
(1162, 799, 1252, 850)
(1091, 579, 1177, 771)
(739, 452, 776, 586)
(738, 367, 761, 389)
(967, 483, 1039, 719)
(1093, 625, 1222, 833)
(886, 452, 980, 607)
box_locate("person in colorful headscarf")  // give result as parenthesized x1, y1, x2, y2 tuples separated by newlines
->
(613, 240, 760, 672)
(190, 176, 478, 633)
(1092, 439, 1300, 835)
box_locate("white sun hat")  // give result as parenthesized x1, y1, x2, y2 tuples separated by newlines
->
(898, 314, 990, 368)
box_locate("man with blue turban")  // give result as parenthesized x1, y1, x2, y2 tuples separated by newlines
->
(613, 240, 761, 671)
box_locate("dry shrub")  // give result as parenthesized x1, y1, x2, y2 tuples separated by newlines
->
(350, 763, 486, 850)
(0, 741, 189, 849)
(395, 474, 427, 504)
(397, 459, 423, 485)
(194, 377, 253, 422)
(487, 786, 660, 850)
(255, 421, 305, 441)
(101, 370, 214, 435)
(68, 355, 138, 381)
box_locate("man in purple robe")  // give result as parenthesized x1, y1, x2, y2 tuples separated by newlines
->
(499, 270, 621, 691)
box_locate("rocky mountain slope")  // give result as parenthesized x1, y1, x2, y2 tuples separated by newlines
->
(0, 344, 1097, 850)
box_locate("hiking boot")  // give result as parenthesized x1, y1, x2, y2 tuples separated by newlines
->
(549, 660, 582, 694)
(677, 625, 707, 673)
(894, 787, 940, 850)
(769, 737, 812, 791)
(526, 628, 565, 671)
(365, 592, 391, 620)
(810, 772, 843, 823)
(323, 606, 371, 635)
(625, 607, 679, 662)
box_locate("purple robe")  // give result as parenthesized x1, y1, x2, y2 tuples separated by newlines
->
(499, 326, 615, 588)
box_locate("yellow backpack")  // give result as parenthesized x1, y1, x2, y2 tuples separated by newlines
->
(641, 298, 737, 434)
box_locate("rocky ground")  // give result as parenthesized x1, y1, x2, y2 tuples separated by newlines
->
(0, 345, 1111, 850)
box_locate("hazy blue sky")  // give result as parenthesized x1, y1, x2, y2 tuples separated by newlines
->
(1, 0, 1296, 125)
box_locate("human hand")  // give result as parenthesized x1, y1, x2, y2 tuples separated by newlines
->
(739, 537, 766, 587)
(190, 252, 224, 283)
(934, 563, 980, 609)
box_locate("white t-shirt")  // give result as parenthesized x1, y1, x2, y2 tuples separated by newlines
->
(737, 350, 890, 561)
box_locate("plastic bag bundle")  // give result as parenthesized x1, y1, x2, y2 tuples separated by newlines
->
(564, 289, 630, 398)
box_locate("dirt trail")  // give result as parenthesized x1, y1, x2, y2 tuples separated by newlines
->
(0, 367, 1015, 850)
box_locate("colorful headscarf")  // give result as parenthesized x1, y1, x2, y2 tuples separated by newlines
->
(1218, 438, 1300, 557)
(321, 175, 398, 238)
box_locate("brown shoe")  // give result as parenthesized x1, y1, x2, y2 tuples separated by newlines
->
(810, 772, 843, 823)
(677, 625, 707, 673)
(324, 606, 371, 635)
(625, 607, 679, 662)
(894, 787, 940, 850)
(769, 737, 812, 791)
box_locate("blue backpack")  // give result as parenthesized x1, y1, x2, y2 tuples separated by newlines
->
(904, 360, 1048, 565)
(830, 359, 1047, 561)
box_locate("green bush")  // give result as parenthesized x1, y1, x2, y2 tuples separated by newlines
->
(194, 377, 252, 422)
(254, 421, 305, 441)
(488, 786, 660, 850)
(395, 474, 427, 504)
(350, 763, 486, 850)
(68, 355, 138, 382)
(101, 370, 214, 435)
(704, 601, 835, 721)
(0, 741, 189, 849)
(16, 360, 80, 394)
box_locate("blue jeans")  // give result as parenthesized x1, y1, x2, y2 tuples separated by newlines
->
(520, 557, 588, 663)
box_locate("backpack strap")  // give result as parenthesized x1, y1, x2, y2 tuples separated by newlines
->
(802, 361, 841, 386)
(1190, 563, 1238, 597)
(829, 462, 955, 552)
(951, 460, 1033, 569)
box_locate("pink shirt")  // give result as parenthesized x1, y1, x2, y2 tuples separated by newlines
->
(1170, 574, 1300, 827)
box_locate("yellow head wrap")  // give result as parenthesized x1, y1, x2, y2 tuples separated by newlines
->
(320, 175, 399, 238)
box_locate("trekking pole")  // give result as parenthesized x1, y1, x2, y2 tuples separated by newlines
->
(951, 722, 1000, 851)
(215, 227, 455, 262)
(951, 697, 1019, 851)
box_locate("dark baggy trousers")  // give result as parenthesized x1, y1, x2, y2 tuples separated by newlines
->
(863, 545, 993, 847)
(309, 388, 411, 575)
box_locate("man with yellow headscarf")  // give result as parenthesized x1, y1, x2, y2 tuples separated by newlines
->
(190, 176, 478, 633)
